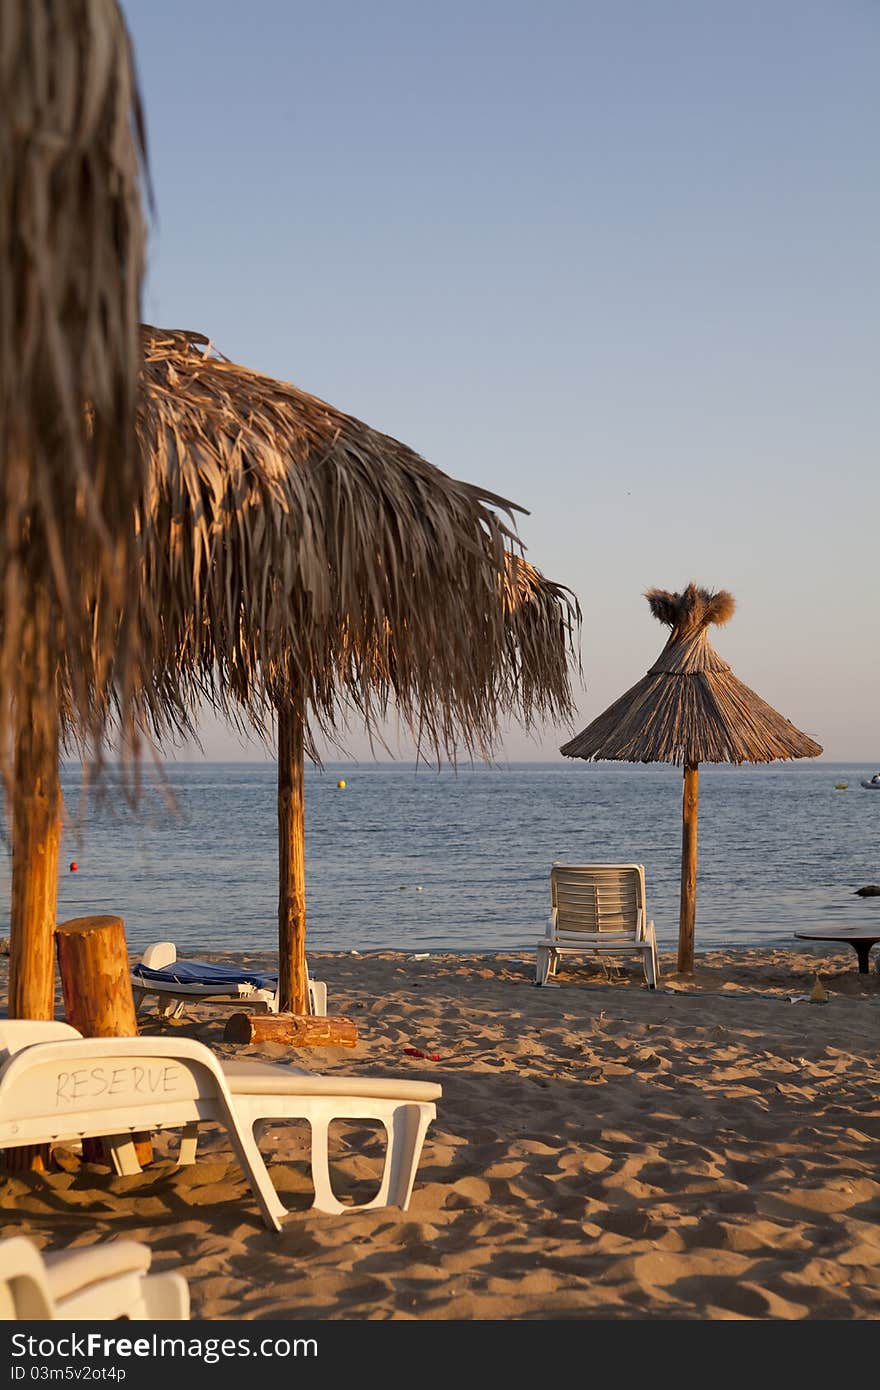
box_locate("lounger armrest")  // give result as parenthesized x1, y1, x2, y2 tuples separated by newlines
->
(636, 915, 657, 945)
(308, 980, 328, 1016)
(542, 908, 558, 942)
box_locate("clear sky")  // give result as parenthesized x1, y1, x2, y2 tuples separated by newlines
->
(123, 1, 878, 764)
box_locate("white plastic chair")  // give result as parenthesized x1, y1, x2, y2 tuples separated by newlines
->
(0, 1020, 439, 1230)
(0, 1236, 189, 1320)
(131, 941, 328, 1019)
(536, 863, 659, 989)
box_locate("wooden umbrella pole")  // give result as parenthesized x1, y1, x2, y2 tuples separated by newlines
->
(2, 716, 58, 1171)
(678, 761, 699, 974)
(9, 698, 60, 1022)
(4, 712, 59, 1171)
(277, 686, 308, 1015)
(4, 617, 60, 1172)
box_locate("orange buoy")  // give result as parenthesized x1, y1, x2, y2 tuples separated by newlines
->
(69, 862, 78, 872)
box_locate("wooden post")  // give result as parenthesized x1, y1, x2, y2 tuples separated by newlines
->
(277, 689, 308, 1015)
(3, 718, 58, 1172)
(223, 1012, 358, 1048)
(677, 761, 699, 974)
(2, 593, 60, 1170)
(55, 915, 152, 1165)
(8, 693, 60, 1022)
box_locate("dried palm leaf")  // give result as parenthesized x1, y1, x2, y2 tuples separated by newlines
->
(137, 327, 580, 758)
(561, 583, 820, 765)
(0, 0, 149, 787)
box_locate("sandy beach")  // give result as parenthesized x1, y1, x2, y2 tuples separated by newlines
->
(1, 945, 878, 1321)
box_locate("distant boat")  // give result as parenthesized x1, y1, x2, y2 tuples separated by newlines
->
(860, 775, 880, 789)
(834, 782, 848, 789)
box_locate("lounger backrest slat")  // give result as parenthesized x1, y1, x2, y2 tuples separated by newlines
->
(551, 864, 645, 939)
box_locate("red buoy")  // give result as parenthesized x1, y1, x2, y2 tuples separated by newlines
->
(69, 862, 78, 872)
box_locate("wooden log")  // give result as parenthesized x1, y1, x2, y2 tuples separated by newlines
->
(56, 915, 139, 1035)
(277, 690, 308, 1014)
(677, 762, 700, 974)
(55, 915, 152, 1165)
(223, 1012, 359, 1048)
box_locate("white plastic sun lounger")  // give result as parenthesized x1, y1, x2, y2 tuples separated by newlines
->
(0, 1021, 440, 1230)
(131, 941, 328, 1019)
(536, 863, 659, 989)
(0, 1235, 189, 1320)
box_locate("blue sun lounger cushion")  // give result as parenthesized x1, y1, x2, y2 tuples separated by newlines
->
(132, 960, 279, 991)
(130, 942, 327, 1018)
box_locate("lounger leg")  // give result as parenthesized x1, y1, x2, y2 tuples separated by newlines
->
(308, 1114, 345, 1214)
(106, 1136, 142, 1176)
(535, 945, 552, 986)
(132, 988, 145, 1014)
(221, 1113, 288, 1232)
(155, 996, 188, 1020)
(379, 1103, 435, 1210)
(308, 1102, 434, 1214)
(178, 1123, 200, 1166)
(643, 923, 659, 989)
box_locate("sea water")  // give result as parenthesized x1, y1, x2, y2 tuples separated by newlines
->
(1, 761, 877, 955)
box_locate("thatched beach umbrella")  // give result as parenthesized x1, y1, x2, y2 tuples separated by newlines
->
(1, 0, 149, 1017)
(138, 327, 579, 1012)
(560, 584, 821, 973)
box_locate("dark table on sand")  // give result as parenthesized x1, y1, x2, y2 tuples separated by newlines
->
(794, 928, 880, 974)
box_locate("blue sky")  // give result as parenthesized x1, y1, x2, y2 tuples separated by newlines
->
(124, 1, 878, 763)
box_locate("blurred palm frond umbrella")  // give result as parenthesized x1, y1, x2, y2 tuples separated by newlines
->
(560, 584, 821, 973)
(1, 0, 149, 1017)
(138, 327, 580, 1012)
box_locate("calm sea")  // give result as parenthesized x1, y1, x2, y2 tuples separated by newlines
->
(1, 761, 878, 956)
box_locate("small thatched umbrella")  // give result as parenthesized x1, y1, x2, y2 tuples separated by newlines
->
(1, 0, 149, 1017)
(138, 327, 579, 1012)
(560, 584, 821, 973)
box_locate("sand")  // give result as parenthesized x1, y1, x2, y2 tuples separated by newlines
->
(1, 945, 878, 1321)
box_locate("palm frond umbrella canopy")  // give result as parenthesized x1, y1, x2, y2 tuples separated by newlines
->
(138, 327, 580, 1012)
(560, 584, 821, 973)
(1, 0, 149, 1017)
